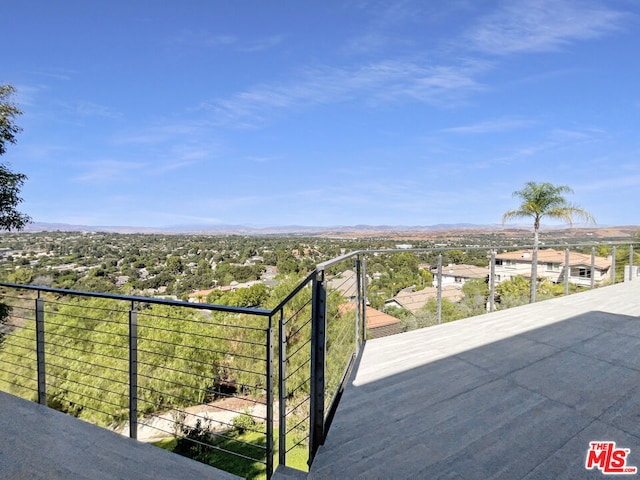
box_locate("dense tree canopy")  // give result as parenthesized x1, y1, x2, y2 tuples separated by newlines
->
(0, 85, 30, 231)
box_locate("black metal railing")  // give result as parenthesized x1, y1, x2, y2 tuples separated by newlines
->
(0, 241, 637, 477)
(0, 285, 275, 477)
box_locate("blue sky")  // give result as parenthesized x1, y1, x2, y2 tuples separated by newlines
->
(3, 0, 639, 228)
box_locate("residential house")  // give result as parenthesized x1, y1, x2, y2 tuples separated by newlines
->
(365, 307, 404, 338)
(340, 303, 404, 339)
(327, 270, 358, 301)
(432, 264, 489, 288)
(494, 248, 611, 287)
(187, 280, 263, 303)
(187, 288, 217, 303)
(385, 285, 463, 314)
(260, 265, 281, 287)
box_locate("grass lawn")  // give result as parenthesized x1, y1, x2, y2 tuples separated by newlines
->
(153, 428, 308, 479)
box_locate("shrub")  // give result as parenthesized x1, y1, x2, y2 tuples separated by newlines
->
(173, 419, 213, 463)
(232, 408, 258, 434)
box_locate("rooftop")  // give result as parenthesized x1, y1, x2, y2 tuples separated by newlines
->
(438, 263, 489, 278)
(391, 285, 463, 313)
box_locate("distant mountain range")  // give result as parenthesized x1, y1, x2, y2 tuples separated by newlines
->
(13, 221, 617, 235)
(18, 221, 495, 235)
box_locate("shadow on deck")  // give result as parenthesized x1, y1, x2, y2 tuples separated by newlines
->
(310, 280, 640, 479)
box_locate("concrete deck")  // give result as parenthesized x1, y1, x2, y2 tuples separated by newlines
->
(0, 390, 240, 479)
(311, 280, 640, 479)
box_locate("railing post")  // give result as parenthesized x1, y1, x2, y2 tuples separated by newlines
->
(129, 302, 138, 440)
(630, 245, 635, 282)
(35, 295, 46, 406)
(611, 246, 616, 285)
(361, 256, 367, 343)
(489, 251, 495, 312)
(309, 269, 327, 464)
(355, 256, 362, 351)
(436, 254, 442, 324)
(266, 315, 274, 479)
(590, 247, 596, 289)
(564, 248, 570, 295)
(278, 309, 287, 468)
(530, 248, 538, 304)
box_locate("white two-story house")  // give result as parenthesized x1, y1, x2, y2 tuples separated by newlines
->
(431, 264, 489, 288)
(494, 248, 611, 287)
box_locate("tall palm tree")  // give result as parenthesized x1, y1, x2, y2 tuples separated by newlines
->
(502, 182, 595, 302)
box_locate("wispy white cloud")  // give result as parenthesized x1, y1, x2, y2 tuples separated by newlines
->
(13, 83, 49, 108)
(468, 0, 628, 56)
(379, 61, 489, 104)
(578, 174, 640, 192)
(351, 0, 431, 27)
(441, 117, 535, 134)
(169, 30, 237, 48)
(246, 156, 278, 163)
(151, 160, 196, 175)
(240, 35, 286, 52)
(344, 0, 472, 56)
(548, 127, 607, 142)
(342, 32, 395, 56)
(15, 143, 69, 162)
(114, 123, 206, 145)
(29, 68, 76, 81)
(62, 101, 121, 119)
(165, 143, 215, 162)
(72, 160, 146, 183)
(147, 144, 215, 175)
(207, 59, 487, 127)
(169, 30, 285, 53)
(184, 2, 630, 131)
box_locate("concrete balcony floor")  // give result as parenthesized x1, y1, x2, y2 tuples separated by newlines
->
(0, 390, 240, 479)
(311, 280, 640, 479)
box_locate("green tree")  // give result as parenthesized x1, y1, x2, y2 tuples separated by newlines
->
(7, 267, 33, 285)
(0, 85, 30, 231)
(442, 249, 466, 265)
(417, 298, 466, 325)
(385, 305, 412, 319)
(0, 303, 11, 345)
(196, 259, 212, 276)
(495, 275, 530, 308)
(166, 255, 184, 274)
(215, 284, 269, 308)
(461, 278, 489, 314)
(502, 182, 594, 302)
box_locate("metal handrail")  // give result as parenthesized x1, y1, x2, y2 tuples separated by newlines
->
(0, 240, 637, 478)
(0, 283, 274, 477)
(0, 281, 272, 316)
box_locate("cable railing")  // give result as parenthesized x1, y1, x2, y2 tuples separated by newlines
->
(272, 271, 314, 469)
(0, 284, 275, 478)
(0, 240, 637, 478)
